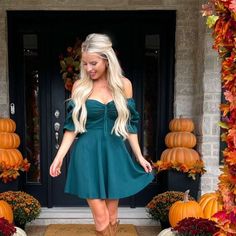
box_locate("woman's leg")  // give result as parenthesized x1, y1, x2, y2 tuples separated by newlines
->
(87, 199, 110, 231)
(105, 199, 119, 225)
(105, 199, 119, 235)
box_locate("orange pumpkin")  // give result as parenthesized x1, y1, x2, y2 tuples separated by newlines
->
(169, 190, 203, 227)
(169, 117, 194, 132)
(0, 133, 20, 149)
(165, 132, 196, 148)
(0, 118, 16, 133)
(0, 149, 23, 167)
(0, 200, 13, 223)
(199, 192, 223, 220)
(160, 147, 200, 166)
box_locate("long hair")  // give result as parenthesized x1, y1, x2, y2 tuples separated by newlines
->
(71, 33, 130, 138)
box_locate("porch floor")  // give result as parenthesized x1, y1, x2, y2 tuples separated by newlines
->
(25, 207, 161, 235)
(25, 225, 161, 236)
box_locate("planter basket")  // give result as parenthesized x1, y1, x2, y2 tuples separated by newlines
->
(157, 169, 200, 199)
(160, 219, 171, 230)
(0, 179, 19, 192)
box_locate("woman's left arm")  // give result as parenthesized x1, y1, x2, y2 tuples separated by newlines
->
(127, 133, 153, 173)
(123, 77, 152, 173)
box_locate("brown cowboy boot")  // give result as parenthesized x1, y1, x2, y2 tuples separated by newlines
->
(110, 220, 120, 236)
(95, 224, 112, 236)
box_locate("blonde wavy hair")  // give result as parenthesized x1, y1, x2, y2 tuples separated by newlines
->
(71, 33, 130, 138)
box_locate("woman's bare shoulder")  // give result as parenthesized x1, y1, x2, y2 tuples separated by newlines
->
(122, 77, 133, 98)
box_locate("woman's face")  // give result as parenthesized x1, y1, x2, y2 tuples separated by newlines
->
(82, 52, 107, 80)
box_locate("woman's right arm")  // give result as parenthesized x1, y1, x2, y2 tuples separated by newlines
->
(49, 130, 77, 177)
(50, 80, 79, 177)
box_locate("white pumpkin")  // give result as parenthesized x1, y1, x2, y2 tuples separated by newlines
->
(157, 227, 176, 236)
(13, 227, 27, 236)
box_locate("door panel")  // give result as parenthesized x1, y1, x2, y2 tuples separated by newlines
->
(8, 11, 175, 207)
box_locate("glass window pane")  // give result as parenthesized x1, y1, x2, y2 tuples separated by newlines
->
(143, 34, 160, 162)
(23, 34, 41, 183)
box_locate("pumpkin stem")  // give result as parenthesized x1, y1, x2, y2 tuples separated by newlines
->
(183, 190, 190, 202)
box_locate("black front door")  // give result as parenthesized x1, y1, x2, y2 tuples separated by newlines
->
(8, 11, 175, 207)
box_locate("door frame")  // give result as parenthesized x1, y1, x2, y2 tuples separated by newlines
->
(7, 10, 176, 207)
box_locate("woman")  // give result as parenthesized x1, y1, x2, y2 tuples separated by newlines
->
(50, 33, 154, 236)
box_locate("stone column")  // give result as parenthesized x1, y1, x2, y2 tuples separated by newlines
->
(194, 0, 221, 194)
(0, 8, 8, 117)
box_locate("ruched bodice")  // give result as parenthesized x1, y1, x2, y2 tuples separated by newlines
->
(64, 98, 139, 133)
(86, 100, 120, 133)
(63, 98, 154, 199)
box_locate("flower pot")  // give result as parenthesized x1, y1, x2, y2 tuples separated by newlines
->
(0, 179, 19, 192)
(160, 220, 171, 230)
(14, 222, 26, 230)
(158, 169, 200, 199)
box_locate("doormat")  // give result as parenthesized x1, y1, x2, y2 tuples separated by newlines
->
(44, 224, 138, 236)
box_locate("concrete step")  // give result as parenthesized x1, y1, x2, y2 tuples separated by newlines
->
(30, 207, 159, 226)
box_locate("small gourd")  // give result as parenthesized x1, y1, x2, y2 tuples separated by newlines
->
(0, 133, 20, 149)
(169, 190, 203, 227)
(165, 132, 196, 148)
(0, 118, 16, 133)
(0, 200, 13, 223)
(199, 192, 223, 221)
(169, 117, 194, 132)
(157, 227, 175, 236)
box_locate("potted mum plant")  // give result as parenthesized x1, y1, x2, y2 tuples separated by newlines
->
(0, 191, 41, 229)
(173, 217, 219, 235)
(146, 191, 195, 229)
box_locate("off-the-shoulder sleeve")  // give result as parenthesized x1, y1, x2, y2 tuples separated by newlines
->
(127, 98, 140, 134)
(63, 100, 75, 132)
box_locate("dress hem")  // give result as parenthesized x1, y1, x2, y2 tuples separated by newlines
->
(64, 174, 154, 200)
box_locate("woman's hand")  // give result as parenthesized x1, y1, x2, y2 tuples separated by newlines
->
(137, 156, 153, 173)
(49, 131, 77, 177)
(127, 133, 153, 173)
(50, 157, 63, 177)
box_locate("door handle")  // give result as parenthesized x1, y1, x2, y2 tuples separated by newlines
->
(55, 131, 60, 149)
(54, 122, 60, 149)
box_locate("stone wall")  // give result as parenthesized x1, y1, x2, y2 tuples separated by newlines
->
(0, 9, 8, 117)
(0, 0, 221, 195)
(194, 0, 221, 193)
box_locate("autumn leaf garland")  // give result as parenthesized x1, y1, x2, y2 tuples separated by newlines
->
(153, 160, 206, 180)
(0, 159, 30, 183)
(202, 1, 236, 235)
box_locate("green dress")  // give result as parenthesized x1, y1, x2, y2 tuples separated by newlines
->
(63, 98, 154, 199)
